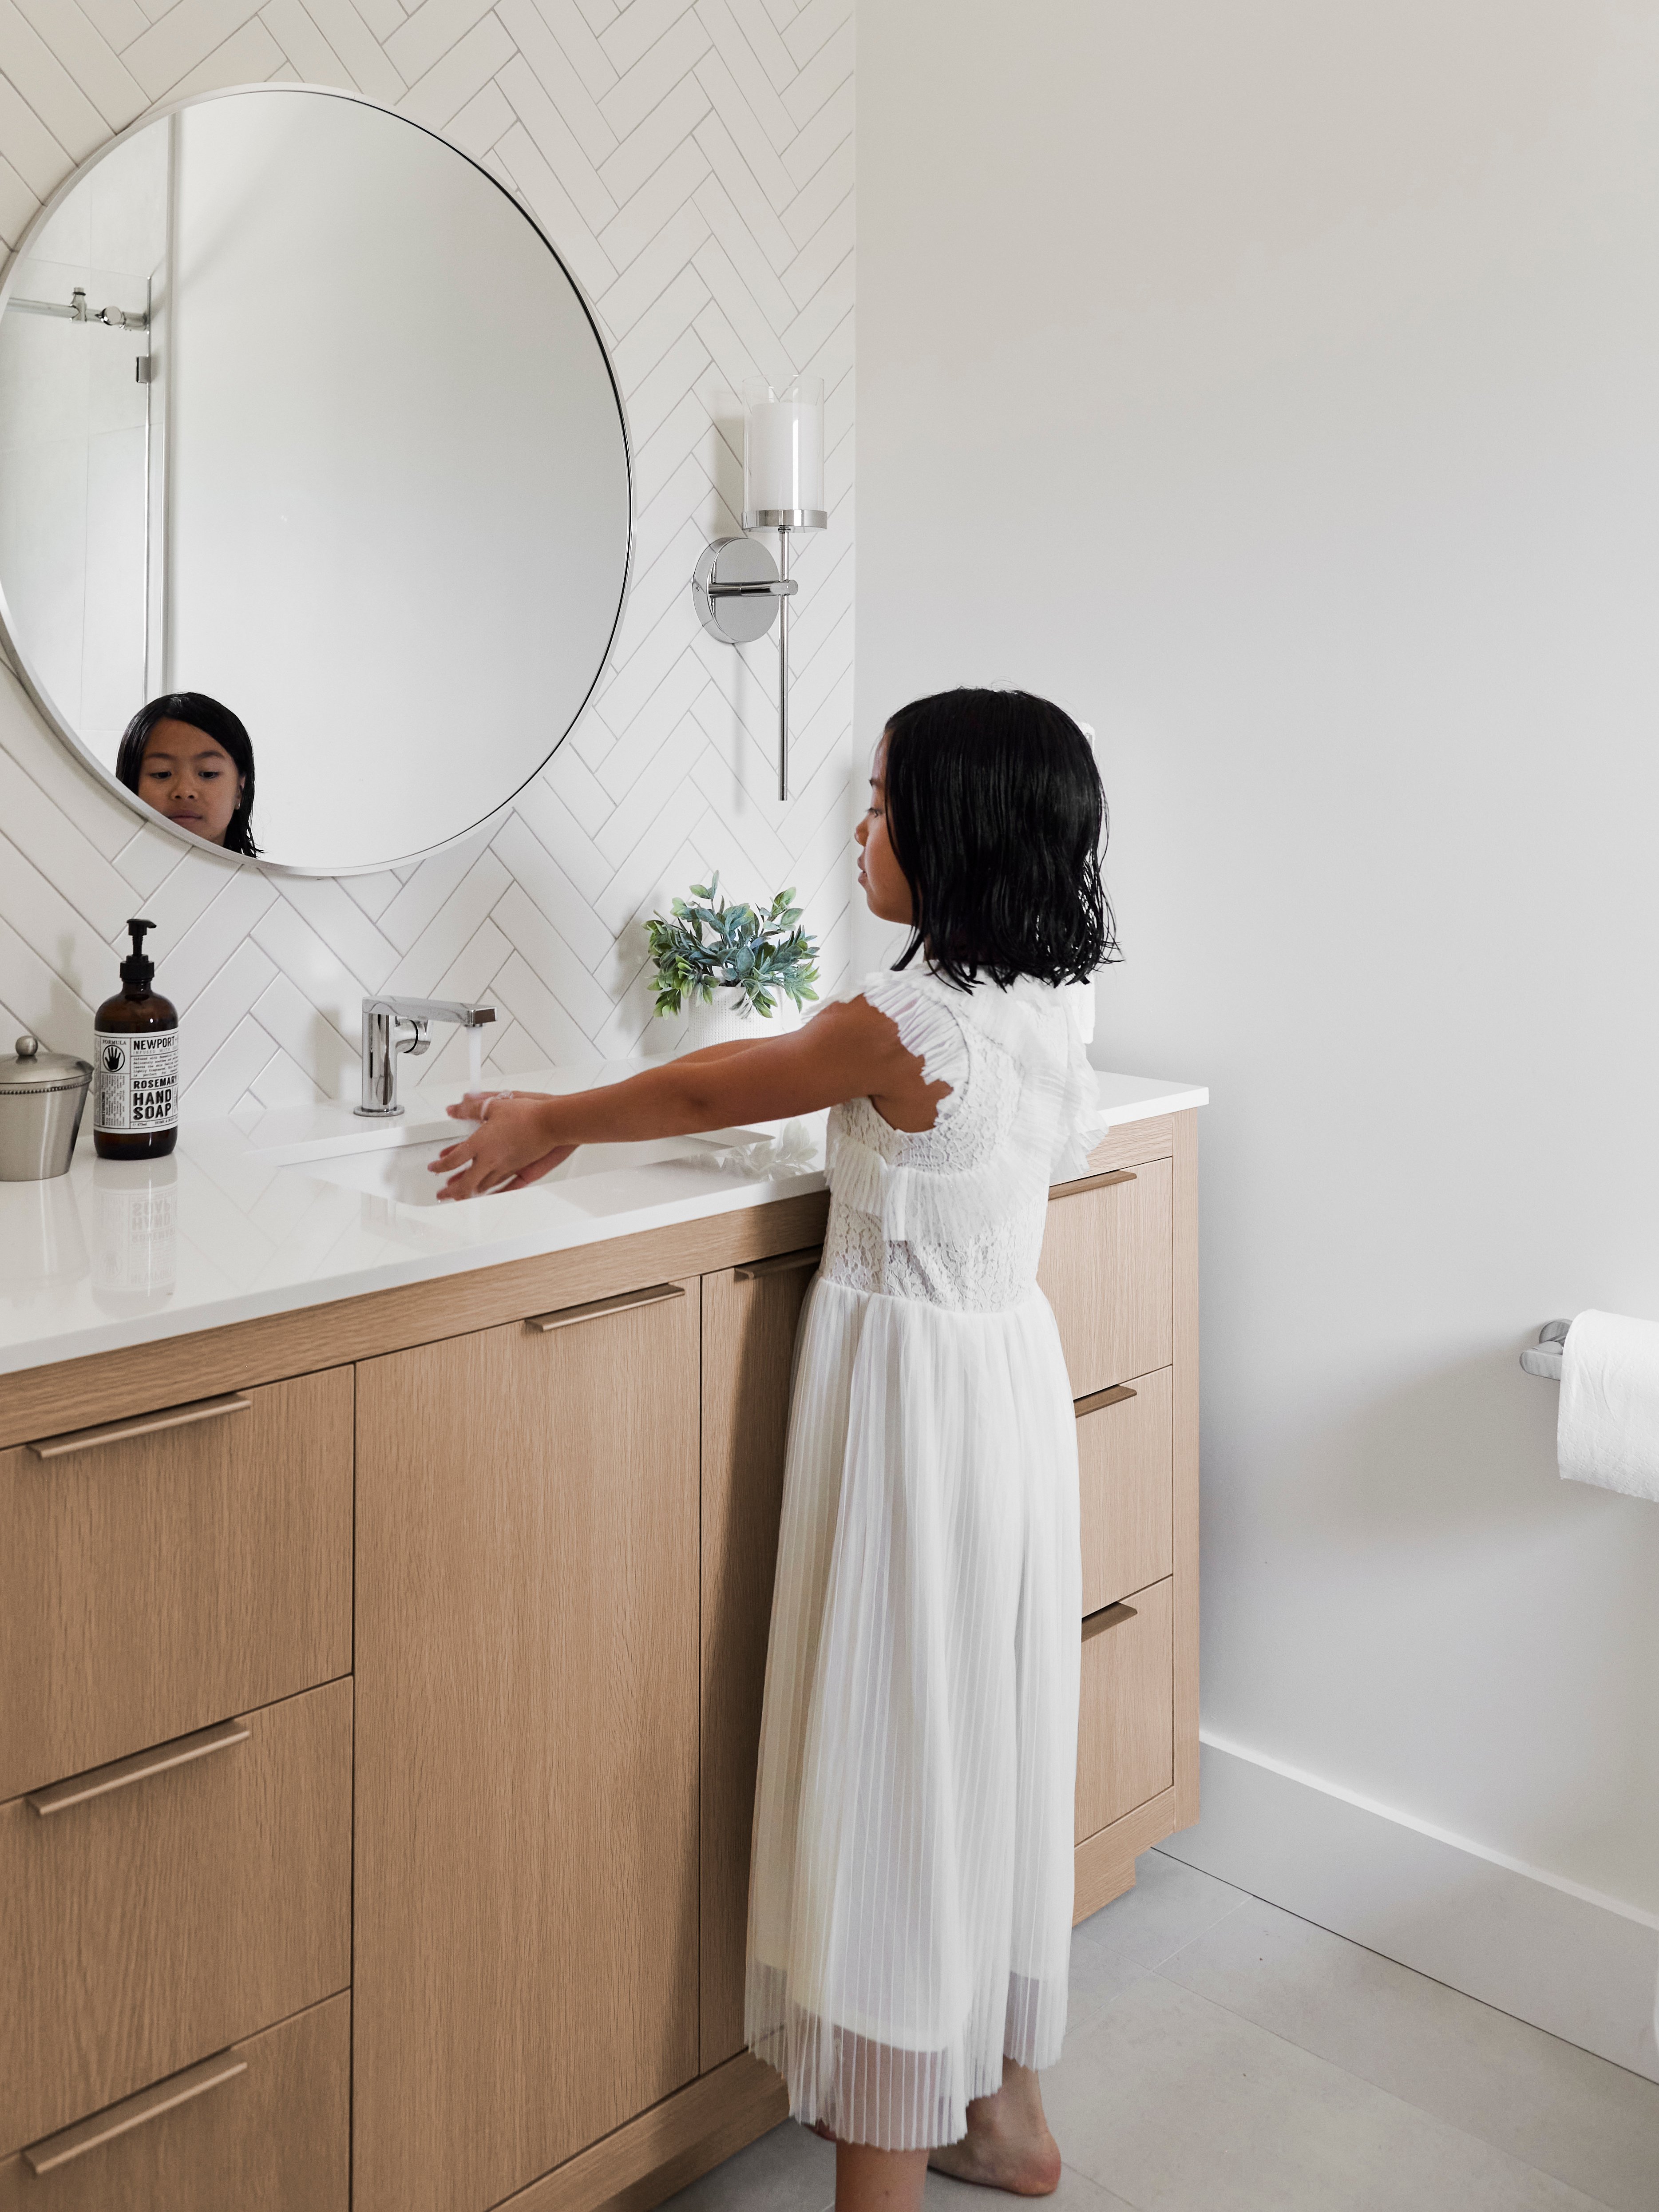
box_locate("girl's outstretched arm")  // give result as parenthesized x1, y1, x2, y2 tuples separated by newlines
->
(428, 997, 946, 1200)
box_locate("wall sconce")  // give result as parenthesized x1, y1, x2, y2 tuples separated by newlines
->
(693, 376, 827, 800)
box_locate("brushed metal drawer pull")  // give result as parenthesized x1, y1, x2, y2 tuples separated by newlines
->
(526, 1282, 686, 1332)
(28, 1392, 251, 1459)
(1049, 1167, 1137, 1199)
(1075, 1383, 1137, 1419)
(1081, 1601, 1138, 1643)
(28, 1717, 251, 1817)
(24, 2049, 248, 2174)
(734, 1246, 823, 1281)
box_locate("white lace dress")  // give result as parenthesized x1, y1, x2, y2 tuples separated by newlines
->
(745, 968, 1108, 2152)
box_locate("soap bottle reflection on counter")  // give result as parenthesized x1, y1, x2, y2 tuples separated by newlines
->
(94, 918, 179, 1159)
(93, 1156, 178, 1311)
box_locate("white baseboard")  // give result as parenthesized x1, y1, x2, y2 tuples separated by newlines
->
(1157, 1736, 1659, 2083)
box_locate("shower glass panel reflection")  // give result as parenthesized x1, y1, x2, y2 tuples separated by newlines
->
(0, 123, 166, 750)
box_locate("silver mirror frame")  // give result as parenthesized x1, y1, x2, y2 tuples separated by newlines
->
(0, 80, 635, 879)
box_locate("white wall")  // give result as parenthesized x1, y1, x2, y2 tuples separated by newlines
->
(0, 1, 854, 1115)
(858, 0, 1659, 1953)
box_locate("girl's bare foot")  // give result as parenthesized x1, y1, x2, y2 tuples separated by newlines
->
(927, 2061, 1062, 2196)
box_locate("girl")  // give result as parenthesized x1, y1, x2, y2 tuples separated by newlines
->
(433, 688, 1116, 2212)
(115, 693, 261, 856)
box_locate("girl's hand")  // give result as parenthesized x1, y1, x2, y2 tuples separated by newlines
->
(429, 1093, 576, 1199)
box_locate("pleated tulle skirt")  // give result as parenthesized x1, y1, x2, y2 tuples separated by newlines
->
(745, 1274, 1082, 2152)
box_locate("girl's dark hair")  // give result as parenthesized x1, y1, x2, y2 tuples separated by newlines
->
(882, 687, 1119, 991)
(115, 693, 260, 857)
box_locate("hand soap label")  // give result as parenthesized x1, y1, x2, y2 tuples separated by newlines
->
(94, 1028, 179, 1133)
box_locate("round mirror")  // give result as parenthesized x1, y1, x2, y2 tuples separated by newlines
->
(0, 87, 631, 874)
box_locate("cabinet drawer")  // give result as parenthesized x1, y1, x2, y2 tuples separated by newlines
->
(1078, 1368, 1173, 1615)
(0, 1368, 352, 1799)
(0, 1677, 351, 2152)
(1039, 1158, 1172, 1398)
(1075, 1577, 1173, 1844)
(0, 1993, 348, 2212)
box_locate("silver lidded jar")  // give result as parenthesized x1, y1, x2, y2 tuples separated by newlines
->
(0, 1034, 93, 1181)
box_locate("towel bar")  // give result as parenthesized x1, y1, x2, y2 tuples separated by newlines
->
(1520, 1320, 1570, 1381)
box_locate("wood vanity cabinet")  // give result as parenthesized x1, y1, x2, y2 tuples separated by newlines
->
(0, 1111, 1196, 2212)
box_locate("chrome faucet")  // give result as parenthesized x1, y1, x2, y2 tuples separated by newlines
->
(356, 995, 495, 1118)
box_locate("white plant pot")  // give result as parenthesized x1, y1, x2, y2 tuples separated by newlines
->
(677, 983, 799, 1056)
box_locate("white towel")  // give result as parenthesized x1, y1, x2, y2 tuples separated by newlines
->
(1558, 1310, 1659, 1502)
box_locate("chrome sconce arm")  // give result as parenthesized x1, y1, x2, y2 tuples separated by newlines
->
(692, 525, 818, 800)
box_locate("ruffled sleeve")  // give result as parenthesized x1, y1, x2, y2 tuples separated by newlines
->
(835, 968, 969, 1111)
(928, 975, 1107, 1182)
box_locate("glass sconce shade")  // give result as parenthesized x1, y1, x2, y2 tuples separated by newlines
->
(743, 376, 826, 527)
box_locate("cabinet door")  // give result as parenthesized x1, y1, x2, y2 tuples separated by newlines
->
(354, 1285, 701, 2212)
(1039, 1158, 1172, 1397)
(699, 1252, 819, 2070)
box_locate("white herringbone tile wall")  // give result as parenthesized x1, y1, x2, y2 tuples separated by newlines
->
(0, 0, 854, 1114)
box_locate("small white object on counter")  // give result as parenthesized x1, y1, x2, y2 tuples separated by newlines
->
(1559, 1310, 1659, 1504)
(0, 1064, 1207, 1377)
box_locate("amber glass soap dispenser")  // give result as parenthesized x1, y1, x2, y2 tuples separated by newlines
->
(94, 918, 179, 1159)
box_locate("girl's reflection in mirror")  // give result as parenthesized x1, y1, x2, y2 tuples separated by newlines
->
(115, 693, 261, 856)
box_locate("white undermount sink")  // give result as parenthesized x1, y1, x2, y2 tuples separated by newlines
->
(281, 1133, 735, 1209)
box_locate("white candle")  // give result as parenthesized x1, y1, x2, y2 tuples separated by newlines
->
(744, 380, 824, 519)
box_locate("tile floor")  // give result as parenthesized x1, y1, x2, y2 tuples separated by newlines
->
(663, 1850, 1659, 2212)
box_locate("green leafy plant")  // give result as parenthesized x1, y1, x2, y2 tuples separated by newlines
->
(646, 874, 820, 1019)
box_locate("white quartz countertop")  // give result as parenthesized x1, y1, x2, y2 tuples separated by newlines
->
(0, 1065, 1207, 1377)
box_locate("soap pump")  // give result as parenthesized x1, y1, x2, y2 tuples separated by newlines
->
(93, 918, 179, 1159)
